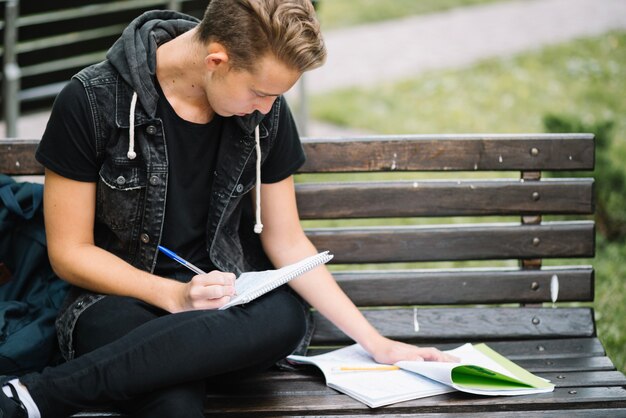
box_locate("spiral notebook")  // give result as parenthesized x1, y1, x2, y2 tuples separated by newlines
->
(219, 251, 333, 310)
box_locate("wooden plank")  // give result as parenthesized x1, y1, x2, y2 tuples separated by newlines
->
(299, 135, 595, 173)
(332, 267, 593, 306)
(540, 371, 626, 388)
(307, 221, 595, 263)
(296, 179, 594, 218)
(311, 308, 595, 344)
(513, 356, 615, 373)
(476, 338, 607, 360)
(201, 387, 626, 416)
(0, 134, 593, 177)
(315, 411, 626, 418)
(206, 370, 625, 393)
(72, 409, 626, 418)
(307, 338, 608, 360)
(216, 410, 626, 418)
(0, 140, 42, 175)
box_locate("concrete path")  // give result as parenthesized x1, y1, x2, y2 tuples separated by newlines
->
(3, 0, 626, 138)
(306, 0, 626, 94)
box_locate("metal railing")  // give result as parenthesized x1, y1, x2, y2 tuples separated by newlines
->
(2, 0, 316, 137)
(1, 0, 191, 137)
(3, 0, 20, 137)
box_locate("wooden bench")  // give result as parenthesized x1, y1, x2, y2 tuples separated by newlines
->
(2, 134, 626, 416)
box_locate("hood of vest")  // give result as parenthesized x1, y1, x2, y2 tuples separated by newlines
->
(106, 10, 264, 136)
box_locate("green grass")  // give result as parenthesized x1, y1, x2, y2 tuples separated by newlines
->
(591, 238, 626, 374)
(311, 32, 626, 143)
(310, 32, 626, 373)
(316, 0, 505, 29)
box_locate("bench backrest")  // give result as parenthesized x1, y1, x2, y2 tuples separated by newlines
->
(295, 134, 596, 348)
(0, 134, 596, 349)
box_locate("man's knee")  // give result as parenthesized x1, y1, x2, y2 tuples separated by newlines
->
(120, 381, 205, 418)
(253, 288, 308, 355)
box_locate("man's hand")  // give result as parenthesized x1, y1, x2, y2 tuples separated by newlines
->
(369, 336, 459, 365)
(171, 271, 236, 312)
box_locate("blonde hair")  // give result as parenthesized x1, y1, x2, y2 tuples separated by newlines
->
(196, 0, 326, 73)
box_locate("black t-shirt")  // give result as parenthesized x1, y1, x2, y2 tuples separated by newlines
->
(36, 78, 305, 277)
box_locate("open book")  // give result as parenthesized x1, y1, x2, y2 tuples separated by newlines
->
(288, 343, 554, 408)
(219, 251, 333, 310)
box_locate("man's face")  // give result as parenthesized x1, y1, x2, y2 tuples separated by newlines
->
(207, 54, 301, 117)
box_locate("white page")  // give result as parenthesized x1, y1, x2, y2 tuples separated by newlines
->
(288, 344, 452, 408)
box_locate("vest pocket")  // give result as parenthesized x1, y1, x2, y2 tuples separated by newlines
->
(96, 160, 147, 257)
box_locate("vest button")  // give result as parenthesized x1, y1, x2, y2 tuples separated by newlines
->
(146, 125, 157, 135)
(140, 233, 150, 244)
(116, 176, 126, 185)
(235, 184, 244, 193)
(149, 175, 160, 186)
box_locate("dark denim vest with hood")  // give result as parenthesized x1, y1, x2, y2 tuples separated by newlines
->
(55, 10, 313, 361)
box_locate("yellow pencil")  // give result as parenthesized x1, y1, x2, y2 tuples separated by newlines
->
(339, 365, 400, 371)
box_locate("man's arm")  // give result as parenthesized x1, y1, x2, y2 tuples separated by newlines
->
(257, 176, 456, 364)
(43, 169, 235, 313)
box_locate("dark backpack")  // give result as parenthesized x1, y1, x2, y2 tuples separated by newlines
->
(0, 174, 69, 375)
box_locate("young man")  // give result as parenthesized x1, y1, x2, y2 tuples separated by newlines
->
(0, 1, 453, 417)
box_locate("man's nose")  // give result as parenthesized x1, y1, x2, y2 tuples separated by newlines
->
(255, 96, 276, 114)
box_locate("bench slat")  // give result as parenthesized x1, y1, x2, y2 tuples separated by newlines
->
(472, 337, 606, 360)
(333, 267, 593, 305)
(200, 387, 626, 416)
(204, 371, 625, 395)
(74, 409, 626, 418)
(296, 179, 594, 218)
(0, 140, 42, 175)
(307, 221, 594, 263)
(307, 338, 608, 360)
(300, 135, 595, 172)
(0, 135, 595, 174)
(541, 371, 626, 388)
(301, 410, 626, 418)
(311, 308, 595, 344)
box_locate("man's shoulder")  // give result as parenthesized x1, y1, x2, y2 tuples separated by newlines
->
(74, 60, 118, 87)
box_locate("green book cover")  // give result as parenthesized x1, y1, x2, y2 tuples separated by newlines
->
(451, 343, 553, 391)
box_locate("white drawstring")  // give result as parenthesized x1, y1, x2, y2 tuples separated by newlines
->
(253, 125, 263, 234)
(127, 92, 138, 160)
(128, 90, 261, 233)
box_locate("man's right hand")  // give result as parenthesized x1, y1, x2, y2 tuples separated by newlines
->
(172, 271, 236, 312)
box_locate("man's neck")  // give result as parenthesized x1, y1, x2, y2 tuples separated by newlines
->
(155, 29, 215, 124)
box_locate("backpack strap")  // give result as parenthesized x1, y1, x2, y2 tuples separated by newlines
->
(0, 181, 43, 221)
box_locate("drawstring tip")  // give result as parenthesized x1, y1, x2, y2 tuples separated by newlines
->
(127, 151, 137, 160)
(254, 223, 263, 234)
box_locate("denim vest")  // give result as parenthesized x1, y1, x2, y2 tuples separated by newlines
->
(55, 60, 313, 361)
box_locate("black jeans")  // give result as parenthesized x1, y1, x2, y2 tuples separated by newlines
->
(20, 287, 307, 418)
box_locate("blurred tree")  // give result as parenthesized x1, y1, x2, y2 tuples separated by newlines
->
(543, 114, 625, 241)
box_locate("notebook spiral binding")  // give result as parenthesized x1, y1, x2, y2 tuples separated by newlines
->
(245, 251, 333, 302)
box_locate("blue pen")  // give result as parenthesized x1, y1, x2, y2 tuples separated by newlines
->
(157, 245, 207, 275)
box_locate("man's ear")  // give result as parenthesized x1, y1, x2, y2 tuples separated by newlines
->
(205, 42, 229, 72)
